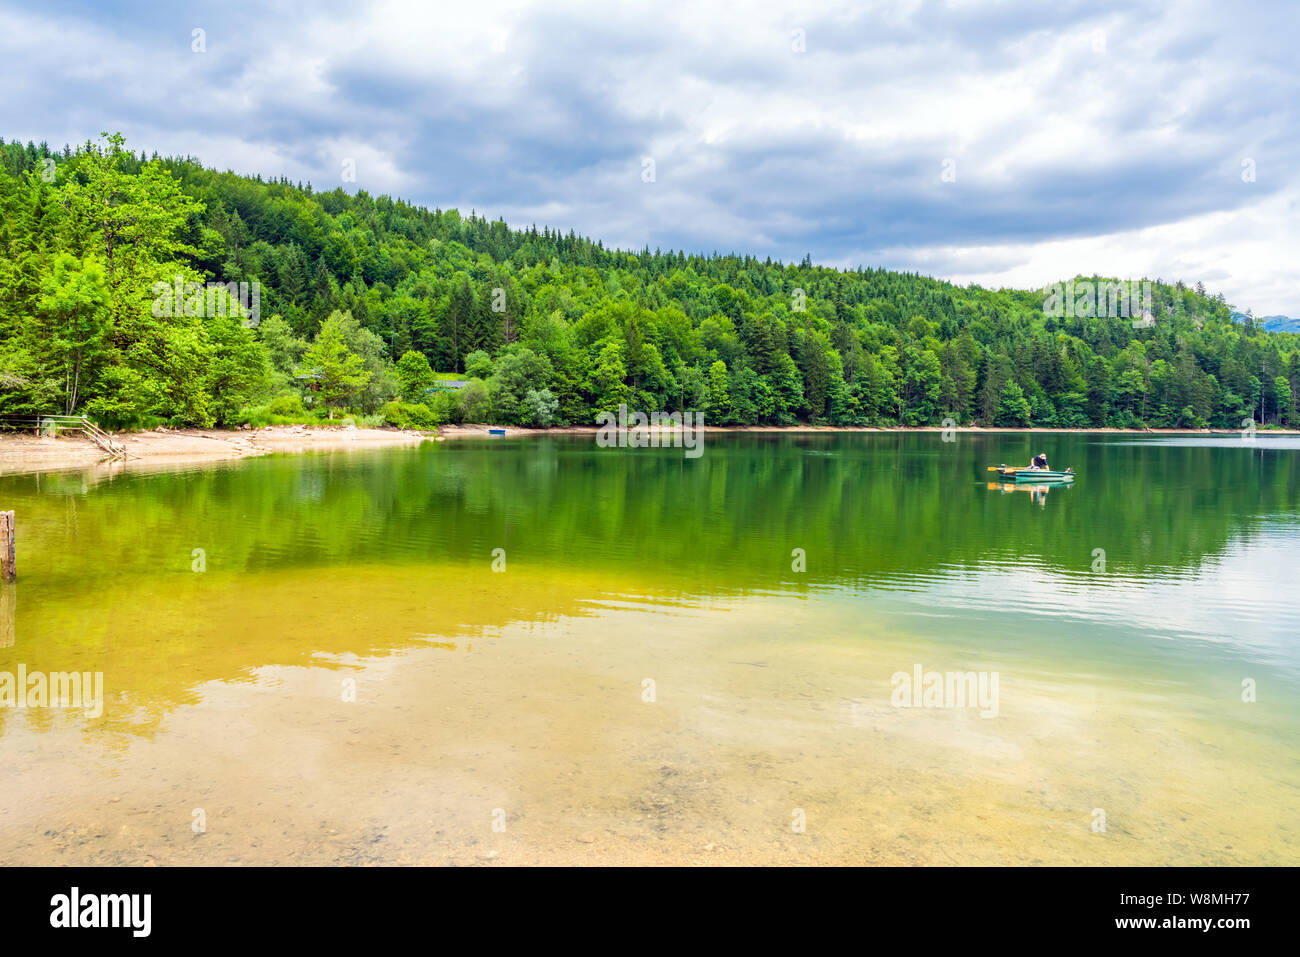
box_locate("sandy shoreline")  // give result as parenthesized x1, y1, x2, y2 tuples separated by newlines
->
(2, 421, 1295, 475)
(0, 424, 430, 476)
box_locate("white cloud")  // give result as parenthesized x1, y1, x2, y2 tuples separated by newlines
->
(2, 0, 1297, 312)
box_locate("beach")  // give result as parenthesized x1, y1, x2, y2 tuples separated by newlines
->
(0, 425, 430, 475)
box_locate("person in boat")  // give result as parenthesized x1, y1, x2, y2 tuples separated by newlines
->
(1029, 452, 1048, 470)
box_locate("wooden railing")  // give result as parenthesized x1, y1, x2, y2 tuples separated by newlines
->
(78, 418, 127, 458)
(0, 414, 127, 458)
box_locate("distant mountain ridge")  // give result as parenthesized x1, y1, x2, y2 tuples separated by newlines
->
(1232, 312, 1300, 334)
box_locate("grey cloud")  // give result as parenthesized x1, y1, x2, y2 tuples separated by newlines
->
(2, 0, 1297, 306)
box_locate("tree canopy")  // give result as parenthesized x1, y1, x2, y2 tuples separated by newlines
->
(2, 133, 1297, 430)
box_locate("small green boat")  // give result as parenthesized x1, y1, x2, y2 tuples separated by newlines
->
(988, 465, 1075, 482)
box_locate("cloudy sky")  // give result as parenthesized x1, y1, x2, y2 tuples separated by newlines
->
(4, 0, 1297, 313)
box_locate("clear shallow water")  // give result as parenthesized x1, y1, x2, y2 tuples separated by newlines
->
(0, 432, 1297, 864)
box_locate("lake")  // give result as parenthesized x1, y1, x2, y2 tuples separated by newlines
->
(1, 432, 1297, 865)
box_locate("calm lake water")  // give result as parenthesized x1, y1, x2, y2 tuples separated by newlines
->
(1, 432, 1297, 865)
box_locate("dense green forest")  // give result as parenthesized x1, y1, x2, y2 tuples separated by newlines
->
(2, 134, 1298, 430)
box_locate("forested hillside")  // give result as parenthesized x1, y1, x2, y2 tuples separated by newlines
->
(3, 134, 1298, 430)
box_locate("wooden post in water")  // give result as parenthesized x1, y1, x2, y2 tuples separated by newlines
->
(0, 510, 14, 583)
(0, 576, 12, 648)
